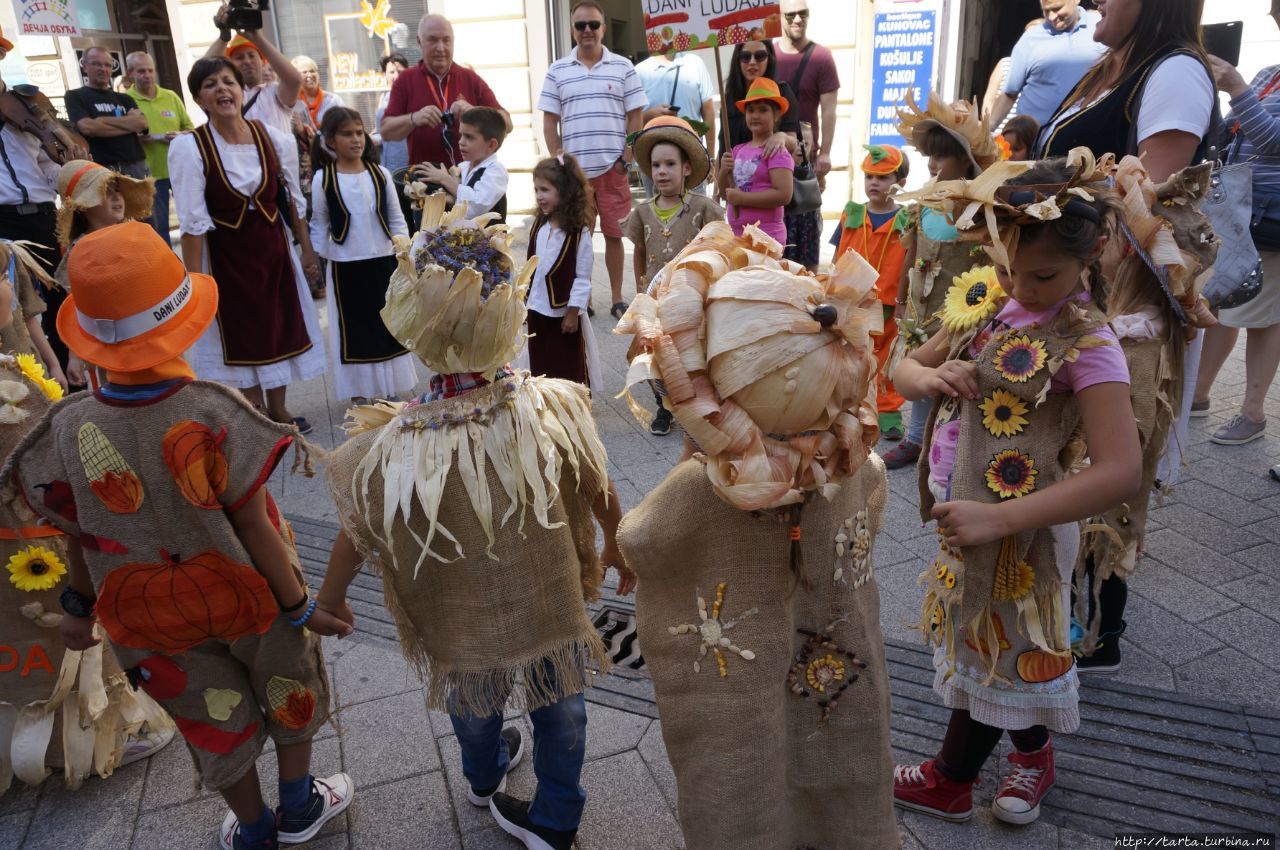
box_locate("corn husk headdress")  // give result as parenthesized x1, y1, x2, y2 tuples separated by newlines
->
(344, 192, 606, 574)
(381, 193, 535, 378)
(0, 239, 55, 292)
(615, 222, 882, 515)
(895, 91, 1000, 173)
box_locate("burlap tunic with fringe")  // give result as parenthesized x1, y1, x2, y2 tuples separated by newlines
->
(326, 375, 610, 718)
(915, 302, 1112, 733)
(0, 358, 169, 792)
(617, 457, 896, 850)
(890, 210, 981, 371)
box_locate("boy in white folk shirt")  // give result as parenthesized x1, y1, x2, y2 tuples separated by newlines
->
(419, 106, 509, 222)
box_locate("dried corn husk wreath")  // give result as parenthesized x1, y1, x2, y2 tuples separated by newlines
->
(615, 222, 882, 513)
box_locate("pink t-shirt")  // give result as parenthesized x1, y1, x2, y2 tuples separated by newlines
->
(928, 293, 1129, 495)
(728, 141, 793, 243)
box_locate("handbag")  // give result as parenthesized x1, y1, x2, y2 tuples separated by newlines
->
(1201, 141, 1264, 310)
(783, 44, 823, 216)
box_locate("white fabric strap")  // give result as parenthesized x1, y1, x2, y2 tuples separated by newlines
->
(76, 275, 193, 344)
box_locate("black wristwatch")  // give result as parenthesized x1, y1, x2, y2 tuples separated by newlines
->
(60, 586, 96, 618)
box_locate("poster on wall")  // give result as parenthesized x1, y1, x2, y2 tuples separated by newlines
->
(10, 0, 81, 37)
(642, 1, 783, 54)
(324, 0, 403, 92)
(867, 9, 936, 146)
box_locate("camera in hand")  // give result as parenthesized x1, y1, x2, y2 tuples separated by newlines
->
(440, 110, 455, 128)
(227, 0, 270, 32)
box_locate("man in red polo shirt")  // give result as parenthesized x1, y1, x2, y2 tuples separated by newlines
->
(381, 14, 511, 170)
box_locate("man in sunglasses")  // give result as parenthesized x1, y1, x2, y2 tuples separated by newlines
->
(539, 0, 646, 320)
(774, 0, 839, 186)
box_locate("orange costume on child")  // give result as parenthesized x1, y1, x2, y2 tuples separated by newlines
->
(833, 145, 910, 423)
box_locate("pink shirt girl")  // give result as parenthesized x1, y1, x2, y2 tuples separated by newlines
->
(727, 141, 793, 243)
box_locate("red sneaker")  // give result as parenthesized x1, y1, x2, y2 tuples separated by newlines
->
(992, 739, 1056, 825)
(893, 759, 975, 822)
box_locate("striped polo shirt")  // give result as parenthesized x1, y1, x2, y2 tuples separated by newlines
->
(1228, 65, 1280, 200)
(538, 46, 646, 178)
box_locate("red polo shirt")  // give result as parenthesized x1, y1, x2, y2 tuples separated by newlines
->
(384, 61, 504, 167)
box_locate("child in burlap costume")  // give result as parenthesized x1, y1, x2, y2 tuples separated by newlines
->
(318, 194, 632, 850)
(613, 222, 899, 849)
(891, 152, 1142, 827)
(2, 222, 354, 850)
(885, 93, 1001, 471)
(0, 240, 64, 381)
(0, 261, 173, 794)
(1072, 158, 1218, 671)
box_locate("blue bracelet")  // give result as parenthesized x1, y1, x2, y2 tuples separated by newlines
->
(289, 598, 317, 628)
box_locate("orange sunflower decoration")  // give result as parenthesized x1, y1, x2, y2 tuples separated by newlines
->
(994, 133, 1012, 162)
(993, 335, 1048, 383)
(985, 449, 1038, 499)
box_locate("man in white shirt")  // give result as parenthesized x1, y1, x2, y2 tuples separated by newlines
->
(204, 4, 302, 137)
(419, 105, 509, 221)
(634, 51, 715, 194)
(539, 0, 645, 317)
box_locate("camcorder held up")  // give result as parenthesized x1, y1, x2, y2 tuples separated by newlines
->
(224, 0, 270, 34)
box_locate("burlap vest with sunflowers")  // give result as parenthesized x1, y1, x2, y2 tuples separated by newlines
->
(916, 300, 1110, 682)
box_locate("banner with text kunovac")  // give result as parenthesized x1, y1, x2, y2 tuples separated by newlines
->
(868, 10, 936, 146)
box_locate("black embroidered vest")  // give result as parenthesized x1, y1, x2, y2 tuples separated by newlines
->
(465, 165, 507, 223)
(527, 217, 580, 309)
(321, 161, 392, 244)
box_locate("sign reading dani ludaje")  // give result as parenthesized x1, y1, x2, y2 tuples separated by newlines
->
(10, 0, 82, 37)
(867, 9, 936, 146)
(643, 0, 782, 53)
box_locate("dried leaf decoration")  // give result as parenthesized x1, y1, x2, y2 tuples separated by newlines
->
(96, 549, 279, 654)
(162, 420, 229, 509)
(265, 677, 315, 730)
(0, 379, 30, 425)
(77, 422, 144, 513)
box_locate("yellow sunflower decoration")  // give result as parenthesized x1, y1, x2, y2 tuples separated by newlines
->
(15, 353, 63, 402)
(985, 449, 1038, 499)
(979, 389, 1029, 438)
(993, 335, 1048, 384)
(939, 266, 1004, 333)
(7, 545, 67, 592)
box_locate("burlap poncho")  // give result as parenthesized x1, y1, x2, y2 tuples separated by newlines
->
(916, 299, 1112, 732)
(0, 357, 170, 792)
(617, 457, 896, 850)
(890, 209, 981, 370)
(327, 374, 611, 717)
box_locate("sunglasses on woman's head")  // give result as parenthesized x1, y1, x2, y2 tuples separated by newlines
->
(574, 20, 602, 31)
(738, 50, 769, 63)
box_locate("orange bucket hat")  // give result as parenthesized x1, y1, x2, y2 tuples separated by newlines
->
(57, 221, 218, 372)
(735, 77, 789, 116)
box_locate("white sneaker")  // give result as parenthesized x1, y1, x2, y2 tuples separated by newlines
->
(467, 726, 525, 806)
(218, 772, 355, 850)
(119, 727, 175, 767)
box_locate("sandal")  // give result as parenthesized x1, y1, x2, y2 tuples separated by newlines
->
(610, 301, 628, 320)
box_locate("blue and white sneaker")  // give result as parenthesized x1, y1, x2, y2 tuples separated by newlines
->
(277, 773, 354, 844)
(467, 726, 525, 806)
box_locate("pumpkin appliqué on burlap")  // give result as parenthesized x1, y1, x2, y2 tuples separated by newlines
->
(668, 582, 758, 677)
(162, 420, 230, 509)
(787, 613, 868, 725)
(77, 422, 144, 513)
(266, 676, 316, 729)
(96, 549, 278, 654)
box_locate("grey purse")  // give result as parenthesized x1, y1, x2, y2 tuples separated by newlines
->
(1201, 143, 1264, 310)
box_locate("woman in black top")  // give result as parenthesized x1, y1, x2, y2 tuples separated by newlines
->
(719, 40, 816, 267)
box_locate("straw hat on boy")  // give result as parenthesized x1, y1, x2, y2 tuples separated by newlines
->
(632, 115, 710, 189)
(55, 160, 154, 248)
(57, 221, 217, 373)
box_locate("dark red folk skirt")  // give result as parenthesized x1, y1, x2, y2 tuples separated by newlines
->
(526, 309, 588, 387)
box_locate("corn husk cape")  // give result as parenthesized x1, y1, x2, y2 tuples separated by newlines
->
(1074, 157, 1219, 654)
(328, 197, 610, 716)
(0, 355, 171, 793)
(615, 221, 883, 515)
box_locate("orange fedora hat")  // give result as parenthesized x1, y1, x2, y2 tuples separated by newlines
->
(57, 221, 218, 372)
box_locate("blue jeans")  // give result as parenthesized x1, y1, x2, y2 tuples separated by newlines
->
(450, 690, 588, 831)
(151, 177, 171, 241)
(907, 397, 932, 447)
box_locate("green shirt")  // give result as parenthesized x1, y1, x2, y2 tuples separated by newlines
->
(124, 85, 194, 180)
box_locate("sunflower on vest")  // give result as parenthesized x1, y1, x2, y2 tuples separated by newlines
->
(888, 148, 1143, 828)
(613, 221, 900, 849)
(319, 192, 632, 848)
(1071, 155, 1218, 670)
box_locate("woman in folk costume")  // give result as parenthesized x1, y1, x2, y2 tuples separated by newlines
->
(169, 57, 325, 434)
(890, 151, 1142, 826)
(884, 93, 1002, 471)
(1072, 157, 1218, 672)
(613, 221, 899, 849)
(0, 254, 173, 796)
(318, 194, 633, 850)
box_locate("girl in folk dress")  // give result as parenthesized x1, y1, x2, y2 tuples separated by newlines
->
(169, 57, 326, 434)
(891, 154, 1141, 827)
(308, 107, 417, 404)
(526, 154, 602, 393)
